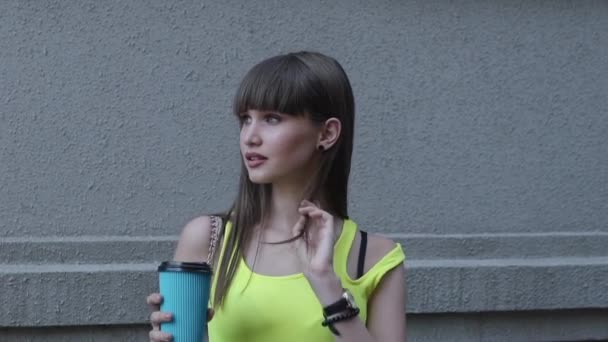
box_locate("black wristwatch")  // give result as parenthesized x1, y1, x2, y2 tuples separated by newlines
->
(323, 288, 359, 316)
(322, 289, 360, 336)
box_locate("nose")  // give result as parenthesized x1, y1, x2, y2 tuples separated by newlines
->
(242, 121, 262, 147)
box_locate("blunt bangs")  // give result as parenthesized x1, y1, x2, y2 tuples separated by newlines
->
(233, 54, 322, 117)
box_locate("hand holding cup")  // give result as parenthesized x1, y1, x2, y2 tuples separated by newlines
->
(149, 261, 214, 342)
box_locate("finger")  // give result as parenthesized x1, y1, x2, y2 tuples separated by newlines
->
(299, 201, 327, 213)
(307, 210, 328, 219)
(297, 206, 318, 215)
(300, 200, 317, 208)
(150, 311, 173, 327)
(302, 199, 324, 210)
(292, 215, 308, 235)
(147, 293, 163, 306)
(207, 308, 215, 322)
(298, 206, 327, 219)
(149, 330, 173, 342)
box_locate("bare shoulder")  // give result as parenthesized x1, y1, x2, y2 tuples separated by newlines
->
(173, 215, 213, 262)
(364, 233, 401, 273)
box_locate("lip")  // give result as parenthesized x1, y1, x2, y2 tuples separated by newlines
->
(244, 152, 268, 168)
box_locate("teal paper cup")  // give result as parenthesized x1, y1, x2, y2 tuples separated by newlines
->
(158, 261, 212, 342)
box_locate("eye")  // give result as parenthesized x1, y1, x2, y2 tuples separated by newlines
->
(239, 114, 251, 125)
(265, 113, 281, 124)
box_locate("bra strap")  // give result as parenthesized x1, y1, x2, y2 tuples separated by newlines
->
(357, 230, 368, 278)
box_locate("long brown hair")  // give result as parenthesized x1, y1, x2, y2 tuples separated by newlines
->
(212, 51, 355, 308)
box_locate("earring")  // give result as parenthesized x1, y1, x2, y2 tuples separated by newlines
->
(317, 145, 325, 151)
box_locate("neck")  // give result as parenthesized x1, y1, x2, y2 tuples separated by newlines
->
(264, 180, 311, 235)
(257, 180, 344, 246)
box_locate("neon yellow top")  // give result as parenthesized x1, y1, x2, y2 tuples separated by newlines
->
(208, 219, 405, 341)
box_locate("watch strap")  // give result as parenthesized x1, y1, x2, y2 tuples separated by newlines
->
(323, 297, 349, 317)
(321, 307, 361, 337)
(323, 288, 359, 316)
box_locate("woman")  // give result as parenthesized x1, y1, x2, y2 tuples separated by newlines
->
(147, 51, 406, 341)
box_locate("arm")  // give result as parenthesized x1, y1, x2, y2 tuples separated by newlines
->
(308, 242, 407, 342)
(147, 216, 214, 342)
(173, 216, 213, 262)
(366, 263, 407, 341)
(295, 202, 406, 341)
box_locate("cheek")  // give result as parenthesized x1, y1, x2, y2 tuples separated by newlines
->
(270, 130, 316, 162)
(239, 130, 246, 149)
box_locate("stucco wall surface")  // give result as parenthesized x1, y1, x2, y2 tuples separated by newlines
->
(1, 1, 606, 237)
(1, 1, 607, 341)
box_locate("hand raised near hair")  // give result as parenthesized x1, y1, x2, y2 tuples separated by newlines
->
(292, 200, 338, 277)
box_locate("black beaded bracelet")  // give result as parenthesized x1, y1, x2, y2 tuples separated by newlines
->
(321, 308, 360, 336)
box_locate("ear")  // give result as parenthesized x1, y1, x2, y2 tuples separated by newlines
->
(317, 118, 342, 150)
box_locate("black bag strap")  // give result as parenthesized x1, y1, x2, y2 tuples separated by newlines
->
(357, 230, 368, 279)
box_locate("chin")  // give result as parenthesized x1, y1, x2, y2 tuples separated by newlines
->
(247, 171, 275, 184)
(248, 177, 272, 185)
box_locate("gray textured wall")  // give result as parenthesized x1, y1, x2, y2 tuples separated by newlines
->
(1, 1, 607, 341)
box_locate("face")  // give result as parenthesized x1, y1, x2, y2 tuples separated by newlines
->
(239, 109, 320, 185)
